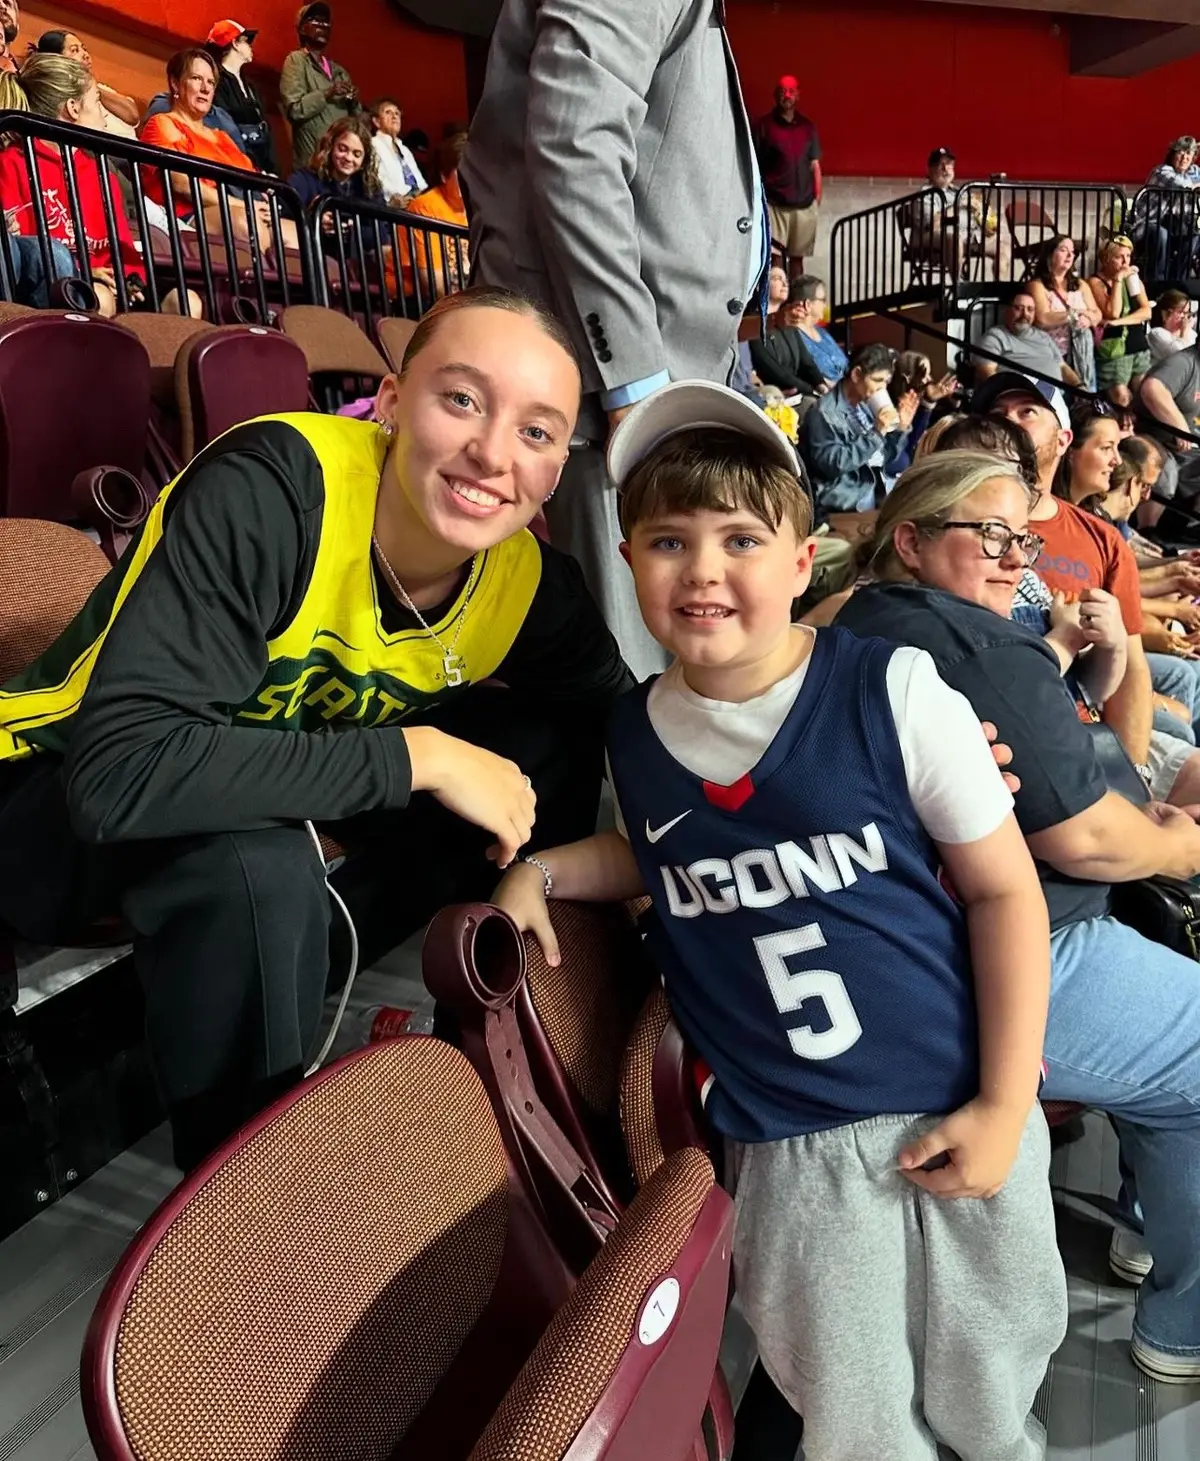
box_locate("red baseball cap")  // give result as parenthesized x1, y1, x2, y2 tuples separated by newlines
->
(207, 19, 257, 47)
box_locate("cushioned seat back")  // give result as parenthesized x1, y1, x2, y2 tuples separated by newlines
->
(178, 325, 311, 459)
(0, 519, 110, 681)
(377, 316, 418, 373)
(516, 902, 657, 1203)
(115, 312, 214, 412)
(279, 303, 390, 380)
(82, 1039, 575, 1461)
(620, 988, 717, 1188)
(469, 1148, 732, 1461)
(0, 314, 150, 521)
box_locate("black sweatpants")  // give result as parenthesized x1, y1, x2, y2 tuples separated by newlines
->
(0, 690, 603, 1169)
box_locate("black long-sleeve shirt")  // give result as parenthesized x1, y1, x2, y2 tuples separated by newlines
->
(54, 420, 631, 842)
(748, 326, 825, 396)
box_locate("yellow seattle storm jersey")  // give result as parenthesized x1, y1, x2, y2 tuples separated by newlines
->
(0, 413, 543, 762)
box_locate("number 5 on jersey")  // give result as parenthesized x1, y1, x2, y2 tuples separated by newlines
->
(754, 924, 863, 1060)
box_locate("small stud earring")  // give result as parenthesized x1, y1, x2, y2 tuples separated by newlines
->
(544, 488, 556, 503)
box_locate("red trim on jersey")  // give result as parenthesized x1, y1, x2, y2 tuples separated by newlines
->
(703, 773, 755, 812)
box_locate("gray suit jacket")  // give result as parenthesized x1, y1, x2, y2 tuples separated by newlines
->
(463, 0, 761, 439)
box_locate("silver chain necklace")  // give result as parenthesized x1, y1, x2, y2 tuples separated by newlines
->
(371, 531, 478, 687)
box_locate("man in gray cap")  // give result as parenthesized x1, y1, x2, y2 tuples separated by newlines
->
(280, 2, 360, 167)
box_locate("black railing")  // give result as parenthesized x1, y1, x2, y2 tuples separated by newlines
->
(829, 186, 952, 335)
(1128, 186, 1200, 285)
(0, 108, 318, 322)
(312, 192, 470, 337)
(831, 180, 1130, 328)
(954, 181, 1126, 288)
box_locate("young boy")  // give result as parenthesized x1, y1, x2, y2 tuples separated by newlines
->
(494, 381, 1067, 1460)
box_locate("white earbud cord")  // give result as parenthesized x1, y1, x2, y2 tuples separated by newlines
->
(303, 819, 361, 1075)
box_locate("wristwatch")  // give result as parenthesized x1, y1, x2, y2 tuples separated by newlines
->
(1135, 762, 1153, 788)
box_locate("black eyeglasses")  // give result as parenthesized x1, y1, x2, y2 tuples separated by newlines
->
(926, 520, 1044, 564)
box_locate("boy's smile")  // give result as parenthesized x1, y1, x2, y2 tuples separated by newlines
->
(623, 508, 817, 701)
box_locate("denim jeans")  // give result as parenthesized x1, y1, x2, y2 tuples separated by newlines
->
(1046, 917, 1200, 1357)
(2, 233, 76, 308)
(1148, 652, 1200, 742)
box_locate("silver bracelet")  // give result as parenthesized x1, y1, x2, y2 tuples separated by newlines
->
(521, 854, 553, 897)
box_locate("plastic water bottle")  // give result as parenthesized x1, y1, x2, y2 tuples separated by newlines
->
(327, 1000, 436, 1059)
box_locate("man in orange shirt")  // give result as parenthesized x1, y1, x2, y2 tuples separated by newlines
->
(975, 372, 1153, 779)
(399, 128, 468, 297)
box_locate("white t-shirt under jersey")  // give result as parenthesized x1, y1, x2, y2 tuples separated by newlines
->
(614, 629, 1012, 847)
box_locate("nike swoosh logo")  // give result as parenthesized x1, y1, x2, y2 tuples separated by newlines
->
(646, 811, 691, 844)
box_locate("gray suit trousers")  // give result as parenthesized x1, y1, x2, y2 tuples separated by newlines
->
(545, 446, 668, 683)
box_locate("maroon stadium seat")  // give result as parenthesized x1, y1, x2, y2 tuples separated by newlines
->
(423, 903, 735, 1459)
(80, 1037, 732, 1461)
(176, 325, 311, 459)
(0, 313, 153, 556)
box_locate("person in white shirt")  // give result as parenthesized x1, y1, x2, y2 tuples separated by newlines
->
(1148, 288, 1198, 363)
(369, 96, 425, 207)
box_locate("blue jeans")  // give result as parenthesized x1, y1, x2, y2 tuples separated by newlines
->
(1148, 652, 1200, 742)
(2, 233, 76, 308)
(1046, 917, 1200, 1357)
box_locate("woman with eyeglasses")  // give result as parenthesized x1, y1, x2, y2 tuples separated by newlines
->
(1149, 288, 1197, 362)
(834, 448, 1200, 1386)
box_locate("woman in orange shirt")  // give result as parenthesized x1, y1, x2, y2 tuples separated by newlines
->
(399, 128, 469, 298)
(139, 48, 296, 253)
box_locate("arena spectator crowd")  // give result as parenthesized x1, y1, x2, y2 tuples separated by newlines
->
(7, 7, 1200, 1455)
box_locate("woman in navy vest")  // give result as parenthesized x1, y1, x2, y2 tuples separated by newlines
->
(839, 449, 1200, 1384)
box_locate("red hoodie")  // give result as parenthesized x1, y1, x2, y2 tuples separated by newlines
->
(0, 139, 140, 274)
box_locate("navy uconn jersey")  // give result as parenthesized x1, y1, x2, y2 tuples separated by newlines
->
(607, 628, 979, 1143)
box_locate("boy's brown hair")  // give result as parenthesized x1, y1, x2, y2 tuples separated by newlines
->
(618, 428, 813, 541)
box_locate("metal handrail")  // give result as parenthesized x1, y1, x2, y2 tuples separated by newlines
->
(829, 185, 951, 334)
(0, 107, 318, 321)
(311, 191, 469, 336)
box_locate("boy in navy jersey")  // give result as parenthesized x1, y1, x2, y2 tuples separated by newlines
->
(495, 382, 1067, 1460)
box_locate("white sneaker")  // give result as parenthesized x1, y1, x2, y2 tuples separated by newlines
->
(1109, 1226, 1153, 1285)
(1131, 1335, 1200, 1384)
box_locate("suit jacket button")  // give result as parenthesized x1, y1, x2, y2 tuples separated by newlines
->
(589, 321, 604, 337)
(727, 298, 744, 315)
(737, 216, 752, 233)
(595, 335, 609, 350)
(585, 311, 600, 326)
(598, 349, 613, 363)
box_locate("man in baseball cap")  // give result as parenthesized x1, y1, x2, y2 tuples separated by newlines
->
(280, 0, 359, 166)
(206, 19, 257, 47)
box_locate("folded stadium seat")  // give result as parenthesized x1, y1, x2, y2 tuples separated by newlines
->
(424, 903, 735, 1460)
(80, 1037, 733, 1461)
(0, 313, 155, 560)
(376, 315, 419, 373)
(278, 303, 390, 412)
(176, 325, 311, 460)
(425, 902, 657, 1222)
(114, 311, 215, 484)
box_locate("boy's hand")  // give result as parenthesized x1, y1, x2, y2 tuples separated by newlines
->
(493, 860, 561, 966)
(898, 1097, 1027, 1199)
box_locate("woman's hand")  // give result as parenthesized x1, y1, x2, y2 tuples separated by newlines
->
(493, 860, 560, 965)
(896, 389, 921, 431)
(404, 725, 536, 869)
(981, 720, 1020, 794)
(1077, 587, 1125, 650)
(898, 1096, 1028, 1199)
(1164, 630, 1200, 659)
(924, 372, 959, 403)
(1048, 590, 1086, 656)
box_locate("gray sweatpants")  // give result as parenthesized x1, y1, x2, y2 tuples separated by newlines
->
(729, 1109, 1067, 1461)
(544, 444, 669, 684)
